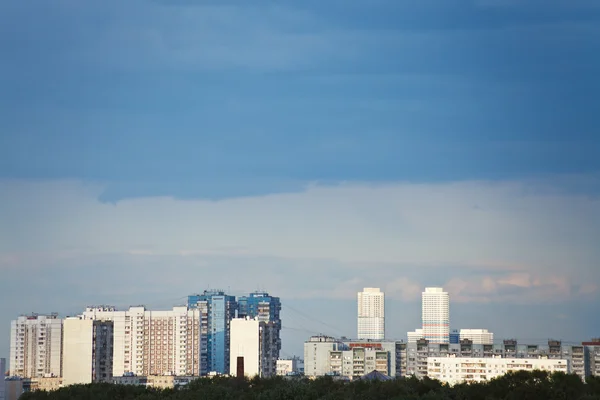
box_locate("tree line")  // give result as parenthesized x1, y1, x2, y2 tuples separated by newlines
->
(20, 370, 600, 400)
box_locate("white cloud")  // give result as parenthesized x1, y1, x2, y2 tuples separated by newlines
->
(1, 177, 599, 305)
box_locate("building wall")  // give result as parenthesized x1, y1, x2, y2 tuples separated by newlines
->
(62, 318, 94, 385)
(3, 379, 23, 400)
(330, 347, 389, 379)
(427, 356, 568, 385)
(276, 358, 303, 376)
(9, 314, 62, 378)
(408, 329, 424, 344)
(357, 288, 385, 340)
(229, 319, 263, 378)
(422, 288, 449, 344)
(584, 341, 600, 377)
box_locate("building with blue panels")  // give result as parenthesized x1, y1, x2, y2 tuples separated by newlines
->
(188, 290, 237, 375)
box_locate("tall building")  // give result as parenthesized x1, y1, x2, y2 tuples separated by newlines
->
(304, 335, 345, 377)
(9, 314, 62, 378)
(188, 290, 237, 375)
(459, 329, 493, 345)
(422, 287, 449, 344)
(237, 292, 281, 377)
(62, 317, 114, 386)
(357, 288, 385, 340)
(583, 338, 600, 377)
(229, 318, 267, 378)
(81, 305, 201, 377)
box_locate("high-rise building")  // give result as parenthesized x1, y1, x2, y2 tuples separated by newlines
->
(237, 292, 281, 377)
(583, 338, 600, 377)
(422, 287, 449, 344)
(62, 318, 114, 386)
(459, 329, 494, 345)
(9, 314, 62, 378)
(303, 335, 345, 377)
(81, 305, 201, 377)
(357, 288, 385, 340)
(188, 290, 237, 375)
(229, 318, 268, 378)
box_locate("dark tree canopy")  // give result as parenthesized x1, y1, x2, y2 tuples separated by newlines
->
(19, 372, 600, 400)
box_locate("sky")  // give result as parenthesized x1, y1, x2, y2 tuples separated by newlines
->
(1, 0, 599, 360)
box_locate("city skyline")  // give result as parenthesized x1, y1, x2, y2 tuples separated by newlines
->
(1, 0, 599, 366)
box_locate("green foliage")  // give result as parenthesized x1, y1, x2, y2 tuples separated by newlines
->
(19, 371, 600, 400)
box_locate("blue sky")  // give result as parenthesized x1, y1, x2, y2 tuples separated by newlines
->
(1, 0, 599, 359)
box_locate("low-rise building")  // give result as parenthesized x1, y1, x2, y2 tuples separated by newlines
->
(427, 356, 568, 385)
(276, 357, 304, 376)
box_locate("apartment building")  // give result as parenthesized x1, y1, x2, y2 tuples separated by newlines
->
(329, 347, 389, 379)
(459, 329, 494, 345)
(81, 305, 201, 377)
(229, 318, 267, 378)
(62, 318, 114, 385)
(357, 288, 385, 340)
(303, 335, 345, 377)
(188, 290, 237, 375)
(276, 357, 304, 376)
(237, 292, 282, 377)
(422, 288, 450, 344)
(9, 314, 62, 378)
(583, 339, 600, 377)
(427, 356, 568, 385)
(406, 339, 585, 380)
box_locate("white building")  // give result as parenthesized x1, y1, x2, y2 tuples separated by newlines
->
(62, 318, 114, 386)
(407, 329, 424, 344)
(276, 357, 304, 376)
(304, 336, 344, 377)
(1, 358, 6, 400)
(422, 287, 449, 344)
(81, 305, 201, 377)
(459, 329, 494, 345)
(330, 347, 389, 379)
(357, 288, 385, 340)
(229, 318, 266, 378)
(427, 356, 568, 385)
(9, 314, 62, 378)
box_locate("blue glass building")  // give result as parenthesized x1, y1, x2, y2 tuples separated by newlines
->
(449, 329, 460, 344)
(188, 290, 237, 375)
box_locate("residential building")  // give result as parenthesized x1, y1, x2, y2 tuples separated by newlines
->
(112, 375, 195, 389)
(237, 292, 282, 377)
(81, 305, 201, 377)
(341, 340, 406, 378)
(276, 357, 304, 376)
(229, 318, 267, 378)
(303, 335, 345, 377)
(330, 347, 389, 379)
(459, 329, 494, 345)
(422, 287, 449, 344)
(583, 338, 600, 377)
(357, 288, 385, 340)
(405, 339, 586, 380)
(408, 329, 424, 344)
(62, 317, 114, 386)
(1, 358, 5, 400)
(9, 314, 62, 378)
(427, 356, 568, 385)
(188, 290, 237, 375)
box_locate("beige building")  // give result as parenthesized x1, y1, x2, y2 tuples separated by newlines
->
(459, 329, 494, 345)
(330, 347, 389, 379)
(357, 288, 385, 340)
(9, 314, 62, 378)
(81, 305, 201, 377)
(62, 318, 114, 386)
(229, 318, 266, 378)
(427, 356, 568, 385)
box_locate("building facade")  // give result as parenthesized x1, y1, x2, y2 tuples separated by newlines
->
(276, 357, 304, 376)
(229, 318, 267, 378)
(422, 288, 449, 344)
(82, 305, 201, 377)
(427, 356, 568, 385)
(357, 288, 385, 340)
(583, 339, 600, 377)
(303, 335, 345, 377)
(459, 329, 494, 345)
(330, 347, 389, 378)
(406, 339, 586, 380)
(237, 292, 281, 377)
(62, 318, 114, 386)
(9, 314, 62, 378)
(188, 290, 237, 375)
